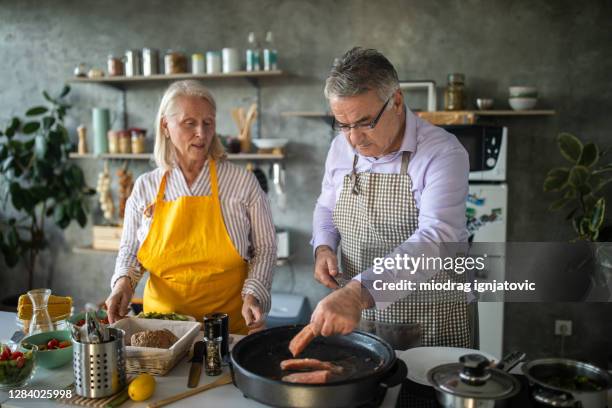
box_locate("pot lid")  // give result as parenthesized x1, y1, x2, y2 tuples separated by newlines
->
(427, 354, 520, 400)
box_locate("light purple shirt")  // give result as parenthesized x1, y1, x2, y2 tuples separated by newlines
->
(311, 107, 470, 305)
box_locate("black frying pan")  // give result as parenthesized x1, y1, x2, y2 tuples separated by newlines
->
(230, 325, 407, 408)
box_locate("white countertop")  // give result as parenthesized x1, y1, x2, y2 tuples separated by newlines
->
(0, 311, 401, 408)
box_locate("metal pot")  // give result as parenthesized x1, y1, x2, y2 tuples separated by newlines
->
(427, 352, 524, 408)
(522, 358, 612, 408)
(229, 325, 407, 408)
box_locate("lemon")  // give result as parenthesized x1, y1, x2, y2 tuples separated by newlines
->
(128, 373, 156, 401)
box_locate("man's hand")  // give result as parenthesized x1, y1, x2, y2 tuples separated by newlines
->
(242, 294, 266, 335)
(105, 277, 134, 323)
(314, 245, 340, 289)
(310, 280, 372, 336)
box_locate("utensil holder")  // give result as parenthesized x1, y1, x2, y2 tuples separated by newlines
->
(72, 327, 126, 398)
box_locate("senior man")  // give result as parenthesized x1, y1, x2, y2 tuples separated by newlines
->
(310, 47, 472, 350)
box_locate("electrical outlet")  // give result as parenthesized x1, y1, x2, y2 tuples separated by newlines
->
(555, 320, 572, 336)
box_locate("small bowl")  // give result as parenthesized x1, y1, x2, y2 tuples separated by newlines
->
(509, 86, 538, 98)
(0, 341, 37, 389)
(509, 97, 537, 111)
(252, 138, 289, 150)
(476, 98, 494, 110)
(20, 330, 72, 369)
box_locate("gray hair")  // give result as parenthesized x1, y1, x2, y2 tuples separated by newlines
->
(324, 47, 400, 103)
(154, 80, 226, 171)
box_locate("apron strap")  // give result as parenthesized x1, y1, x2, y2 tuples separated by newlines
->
(209, 159, 219, 198)
(156, 171, 170, 203)
(350, 155, 360, 195)
(351, 151, 412, 195)
(400, 151, 412, 174)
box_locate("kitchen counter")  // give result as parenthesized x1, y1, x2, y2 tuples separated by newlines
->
(0, 312, 401, 408)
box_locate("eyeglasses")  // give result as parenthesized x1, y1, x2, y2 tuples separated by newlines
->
(331, 97, 391, 134)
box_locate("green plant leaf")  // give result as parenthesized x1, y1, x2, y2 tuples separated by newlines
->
(590, 198, 605, 233)
(59, 85, 70, 98)
(42, 90, 55, 103)
(42, 116, 55, 130)
(9, 182, 25, 210)
(578, 143, 599, 167)
(543, 167, 570, 192)
(76, 203, 87, 227)
(583, 194, 598, 212)
(53, 203, 66, 225)
(25, 106, 48, 116)
(568, 165, 589, 188)
(558, 133, 583, 164)
(5, 117, 20, 138)
(549, 197, 571, 211)
(22, 121, 40, 134)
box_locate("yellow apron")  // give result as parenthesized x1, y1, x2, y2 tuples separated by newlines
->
(137, 160, 248, 334)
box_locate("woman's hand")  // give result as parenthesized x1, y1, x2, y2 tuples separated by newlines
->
(242, 294, 266, 335)
(105, 277, 134, 323)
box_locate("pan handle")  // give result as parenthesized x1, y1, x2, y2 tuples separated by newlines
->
(380, 359, 408, 388)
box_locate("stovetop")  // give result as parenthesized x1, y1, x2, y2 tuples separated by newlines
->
(394, 375, 547, 408)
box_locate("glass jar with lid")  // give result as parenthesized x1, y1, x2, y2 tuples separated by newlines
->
(164, 50, 187, 75)
(107, 55, 124, 77)
(444, 73, 466, 111)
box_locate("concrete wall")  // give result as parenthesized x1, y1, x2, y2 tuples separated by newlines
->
(1, 0, 610, 366)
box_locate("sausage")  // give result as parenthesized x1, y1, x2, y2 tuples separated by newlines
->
(281, 369, 332, 384)
(288, 324, 316, 357)
(280, 358, 344, 374)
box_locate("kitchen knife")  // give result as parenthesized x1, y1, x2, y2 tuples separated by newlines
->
(187, 341, 206, 388)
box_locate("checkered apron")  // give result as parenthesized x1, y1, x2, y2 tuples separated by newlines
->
(333, 151, 470, 349)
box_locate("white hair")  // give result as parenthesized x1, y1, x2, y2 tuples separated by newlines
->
(154, 80, 226, 171)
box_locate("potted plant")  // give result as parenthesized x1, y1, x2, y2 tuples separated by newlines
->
(543, 132, 612, 241)
(0, 85, 95, 302)
(544, 132, 612, 298)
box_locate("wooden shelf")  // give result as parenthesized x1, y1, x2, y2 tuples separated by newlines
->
(73, 245, 290, 266)
(69, 152, 284, 161)
(281, 110, 556, 118)
(68, 70, 284, 85)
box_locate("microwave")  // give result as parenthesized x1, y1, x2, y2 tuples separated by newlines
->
(443, 125, 507, 181)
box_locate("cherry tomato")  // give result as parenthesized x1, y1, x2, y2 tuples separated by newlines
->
(99, 318, 109, 324)
(47, 339, 59, 349)
(76, 319, 85, 327)
(58, 341, 71, 349)
(10, 351, 23, 360)
(15, 356, 25, 368)
(0, 346, 10, 360)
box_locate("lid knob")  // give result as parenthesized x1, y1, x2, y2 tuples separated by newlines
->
(459, 354, 491, 384)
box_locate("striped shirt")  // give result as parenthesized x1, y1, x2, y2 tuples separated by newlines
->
(110, 159, 276, 313)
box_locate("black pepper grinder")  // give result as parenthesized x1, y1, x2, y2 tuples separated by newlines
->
(203, 315, 222, 376)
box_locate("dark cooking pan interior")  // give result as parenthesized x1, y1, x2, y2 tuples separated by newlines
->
(232, 325, 395, 384)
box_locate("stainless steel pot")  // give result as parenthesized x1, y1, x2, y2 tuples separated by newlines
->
(522, 358, 612, 408)
(427, 352, 524, 408)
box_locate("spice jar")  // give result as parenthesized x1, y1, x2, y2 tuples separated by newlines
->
(107, 55, 124, 77)
(130, 128, 146, 154)
(164, 50, 187, 74)
(107, 130, 119, 154)
(444, 73, 465, 111)
(203, 315, 222, 376)
(192, 53, 205, 74)
(118, 130, 131, 154)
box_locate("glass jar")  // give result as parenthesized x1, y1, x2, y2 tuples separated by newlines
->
(164, 50, 187, 74)
(27, 289, 54, 335)
(107, 130, 119, 154)
(444, 73, 465, 111)
(107, 55, 124, 77)
(191, 53, 205, 74)
(131, 129, 146, 154)
(118, 130, 131, 154)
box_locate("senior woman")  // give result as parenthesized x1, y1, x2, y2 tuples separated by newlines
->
(105, 80, 276, 334)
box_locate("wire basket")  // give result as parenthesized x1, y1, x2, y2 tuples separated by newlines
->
(72, 327, 127, 398)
